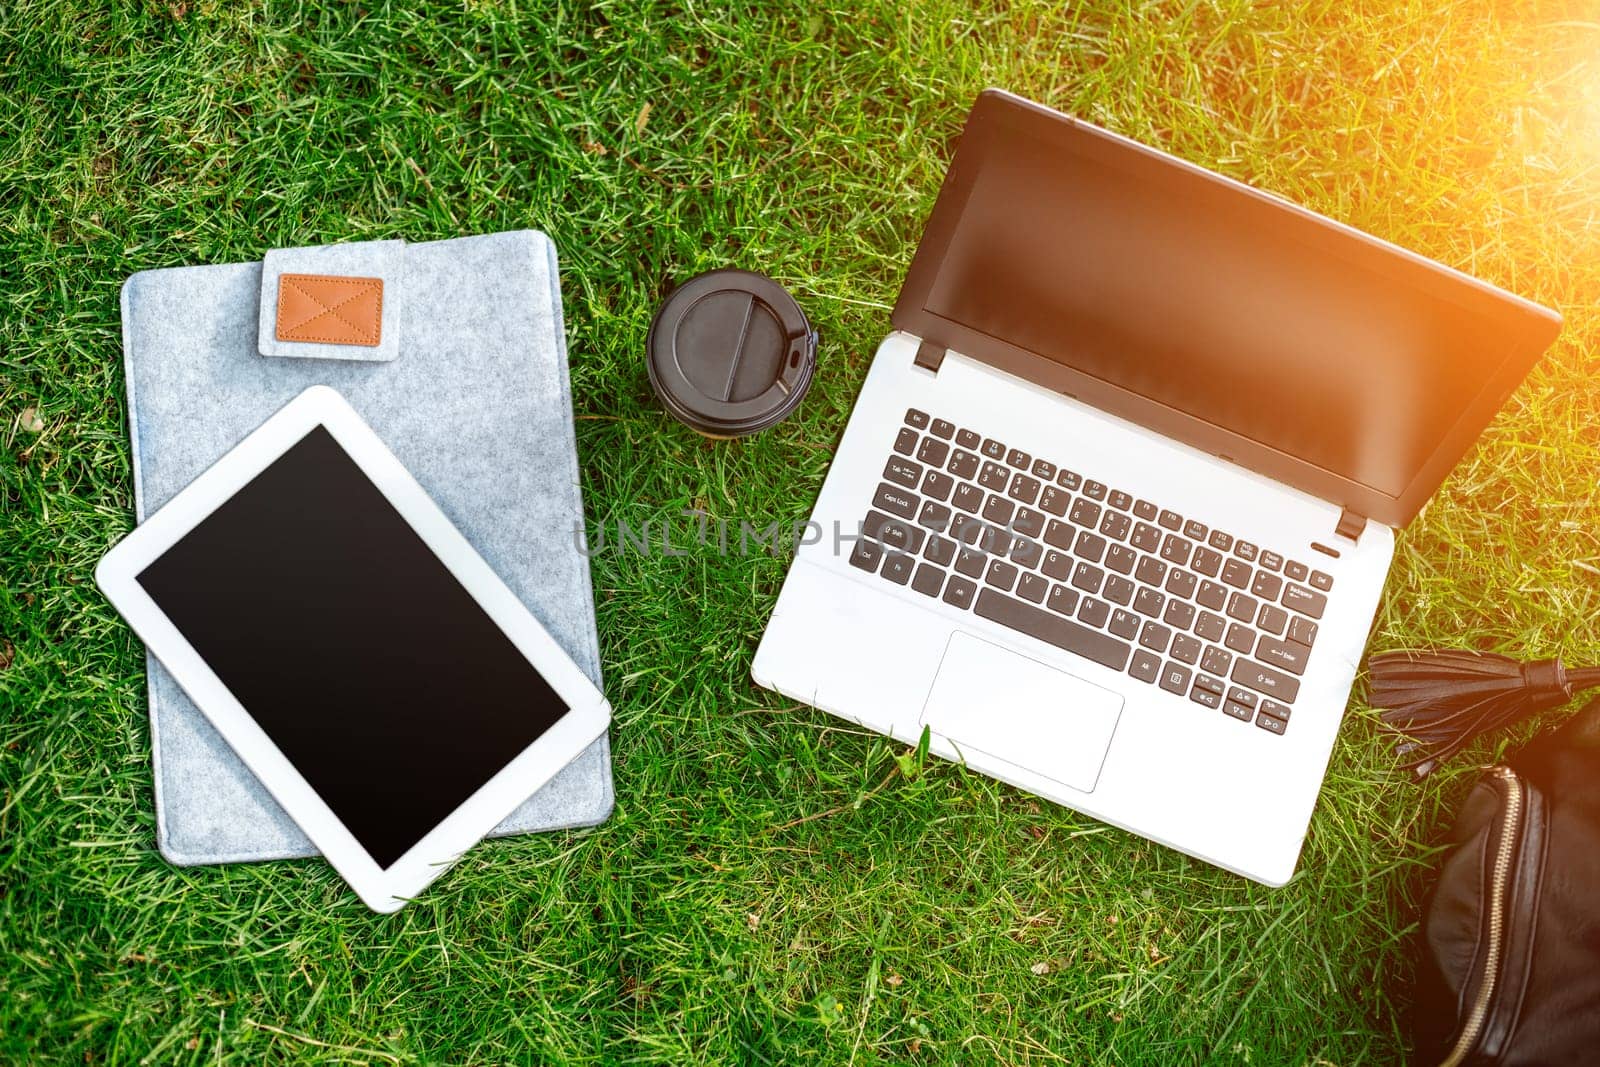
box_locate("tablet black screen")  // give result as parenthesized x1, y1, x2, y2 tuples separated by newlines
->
(136, 425, 569, 869)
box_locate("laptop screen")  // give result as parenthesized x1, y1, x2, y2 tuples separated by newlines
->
(895, 92, 1560, 526)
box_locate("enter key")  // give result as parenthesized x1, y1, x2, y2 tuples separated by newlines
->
(1255, 634, 1311, 676)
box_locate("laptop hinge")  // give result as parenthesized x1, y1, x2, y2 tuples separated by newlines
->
(1334, 506, 1365, 543)
(913, 339, 946, 373)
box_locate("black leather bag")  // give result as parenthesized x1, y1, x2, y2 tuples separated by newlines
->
(1414, 698, 1600, 1065)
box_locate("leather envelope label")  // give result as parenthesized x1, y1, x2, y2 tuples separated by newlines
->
(275, 273, 383, 346)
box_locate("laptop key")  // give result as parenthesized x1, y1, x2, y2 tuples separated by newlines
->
(1100, 512, 1131, 541)
(1259, 550, 1283, 572)
(1163, 599, 1196, 632)
(1159, 662, 1192, 695)
(894, 428, 919, 455)
(918, 500, 952, 533)
(911, 563, 944, 597)
(849, 540, 883, 573)
(1256, 634, 1310, 676)
(1070, 498, 1102, 528)
(917, 438, 949, 467)
(1056, 469, 1082, 491)
(943, 574, 977, 609)
(1134, 586, 1165, 617)
(955, 428, 980, 449)
(1208, 530, 1233, 552)
(881, 553, 914, 585)
(1109, 490, 1134, 511)
(921, 469, 954, 502)
(978, 461, 1010, 491)
(1076, 597, 1110, 628)
(982, 495, 1015, 525)
(1310, 570, 1334, 592)
(864, 510, 924, 553)
(884, 456, 922, 488)
(1171, 634, 1202, 665)
(1226, 592, 1259, 623)
(974, 588, 1130, 670)
(905, 408, 929, 429)
(1032, 458, 1056, 481)
(1196, 580, 1228, 611)
(1223, 700, 1254, 722)
(1257, 604, 1288, 636)
(1260, 698, 1292, 721)
(1006, 448, 1031, 470)
(1252, 571, 1283, 601)
(1288, 615, 1319, 647)
(1017, 572, 1049, 604)
(1201, 645, 1232, 675)
(1234, 541, 1258, 562)
(1071, 561, 1104, 594)
(1133, 499, 1158, 521)
(1044, 519, 1075, 550)
(1159, 534, 1192, 566)
(1190, 682, 1222, 710)
(924, 535, 957, 566)
(952, 482, 984, 513)
(1038, 485, 1071, 516)
(1131, 522, 1163, 552)
(1158, 509, 1183, 531)
(1231, 659, 1301, 703)
(1075, 531, 1107, 563)
(979, 559, 1017, 591)
(1224, 622, 1255, 654)
(1227, 687, 1258, 709)
(930, 418, 955, 439)
(1195, 611, 1227, 643)
(1221, 558, 1252, 588)
(1103, 575, 1135, 606)
(1190, 546, 1223, 578)
(1109, 608, 1141, 639)
(1008, 473, 1041, 504)
(1184, 519, 1207, 542)
(1047, 583, 1079, 616)
(1083, 480, 1107, 500)
(1130, 648, 1162, 683)
(954, 548, 987, 579)
(948, 449, 980, 480)
(1285, 560, 1309, 581)
(981, 438, 1006, 460)
(1105, 543, 1138, 574)
(1165, 568, 1197, 601)
(1256, 712, 1287, 735)
(1282, 583, 1327, 619)
(1139, 621, 1171, 653)
(1010, 537, 1044, 570)
(1135, 555, 1167, 587)
(1013, 507, 1046, 538)
(1042, 549, 1072, 580)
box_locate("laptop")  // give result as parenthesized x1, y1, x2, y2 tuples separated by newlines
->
(752, 90, 1562, 885)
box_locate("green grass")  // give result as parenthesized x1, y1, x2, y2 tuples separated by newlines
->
(4, 1, 1599, 1063)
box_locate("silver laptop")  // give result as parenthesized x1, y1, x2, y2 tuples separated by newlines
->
(752, 90, 1561, 885)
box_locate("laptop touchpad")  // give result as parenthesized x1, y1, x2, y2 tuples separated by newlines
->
(921, 632, 1124, 793)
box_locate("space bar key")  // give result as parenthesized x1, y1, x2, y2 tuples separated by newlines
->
(973, 589, 1132, 671)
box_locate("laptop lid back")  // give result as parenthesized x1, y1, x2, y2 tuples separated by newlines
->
(892, 90, 1562, 529)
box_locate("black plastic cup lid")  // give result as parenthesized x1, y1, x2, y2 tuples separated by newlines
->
(647, 269, 818, 437)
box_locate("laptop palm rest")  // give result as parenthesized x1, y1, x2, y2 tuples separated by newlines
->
(920, 633, 1124, 793)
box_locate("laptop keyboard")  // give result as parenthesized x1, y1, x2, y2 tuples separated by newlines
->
(850, 408, 1335, 737)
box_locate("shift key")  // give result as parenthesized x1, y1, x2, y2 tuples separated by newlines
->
(1230, 658, 1300, 703)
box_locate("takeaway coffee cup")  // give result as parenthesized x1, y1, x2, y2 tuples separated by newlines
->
(646, 269, 818, 438)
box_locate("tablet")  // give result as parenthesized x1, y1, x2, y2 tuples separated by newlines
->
(96, 386, 611, 912)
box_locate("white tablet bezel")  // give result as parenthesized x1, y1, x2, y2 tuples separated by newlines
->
(96, 385, 611, 912)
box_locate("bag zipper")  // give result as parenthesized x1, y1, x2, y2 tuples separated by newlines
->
(1438, 765, 1524, 1067)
